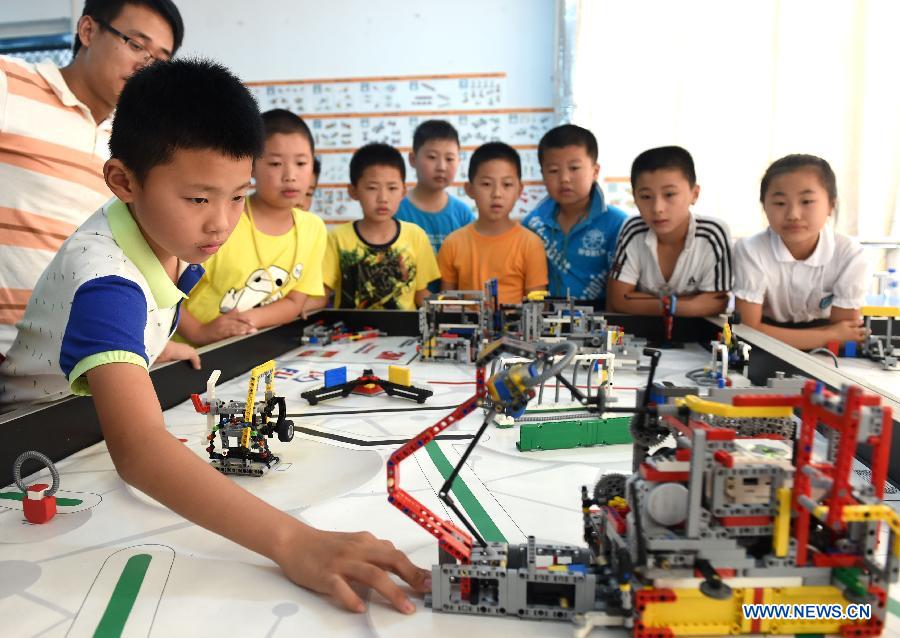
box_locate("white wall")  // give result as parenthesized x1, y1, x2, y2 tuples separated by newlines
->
(0, 0, 73, 38)
(0, 1, 72, 24)
(176, 0, 555, 109)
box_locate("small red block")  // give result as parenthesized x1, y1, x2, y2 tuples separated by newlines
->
(23, 484, 57, 524)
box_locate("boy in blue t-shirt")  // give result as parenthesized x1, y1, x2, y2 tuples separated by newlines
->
(522, 124, 628, 304)
(395, 119, 475, 254)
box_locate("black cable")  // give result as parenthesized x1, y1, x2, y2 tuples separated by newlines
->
(808, 347, 840, 368)
(294, 426, 474, 447)
(286, 404, 459, 417)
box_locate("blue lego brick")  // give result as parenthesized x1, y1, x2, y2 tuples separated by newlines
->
(324, 366, 347, 388)
(843, 341, 857, 357)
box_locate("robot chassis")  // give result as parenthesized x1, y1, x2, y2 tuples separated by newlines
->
(418, 287, 643, 365)
(387, 337, 897, 636)
(191, 360, 295, 477)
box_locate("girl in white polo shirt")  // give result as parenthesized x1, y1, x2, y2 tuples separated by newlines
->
(734, 154, 868, 350)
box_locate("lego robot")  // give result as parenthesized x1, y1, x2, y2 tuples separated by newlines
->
(191, 361, 295, 477)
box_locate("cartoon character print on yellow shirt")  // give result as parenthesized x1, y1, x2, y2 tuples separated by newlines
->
(183, 205, 326, 327)
(220, 263, 299, 312)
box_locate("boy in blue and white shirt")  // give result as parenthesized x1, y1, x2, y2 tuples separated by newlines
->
(0, 59, 428, 615)
(523, 124, 628, 304)
(0, 199, 203, 404)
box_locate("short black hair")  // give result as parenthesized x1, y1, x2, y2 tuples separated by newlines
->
(349, 143, 406, 186)
(760, 154, 837, 204)
(110, 58, 263, 181)
(260, 109, 315, 155)
(312, 157, 321, 179)
(468, 142, 521, 181)
(630, 146, 697, 188)
(538, 124, 598, 166)
(412, 120, 460, 152)
(74, 0, 184, 56)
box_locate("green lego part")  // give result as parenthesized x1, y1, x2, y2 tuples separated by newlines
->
(517, 416, 632, 451)
(833, 566, 867, 599)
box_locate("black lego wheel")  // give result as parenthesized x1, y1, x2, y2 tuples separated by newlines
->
(593, 473, 627, 504)
(278, 419, 294, 443)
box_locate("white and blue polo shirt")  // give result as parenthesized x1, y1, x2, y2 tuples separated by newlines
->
(0, 198, 203, 407)
(733, 226, 868, 323)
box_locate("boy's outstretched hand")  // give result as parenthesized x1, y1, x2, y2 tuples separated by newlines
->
(278, 528, 431, 614)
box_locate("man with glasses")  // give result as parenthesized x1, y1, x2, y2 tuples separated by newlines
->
(0, 1, 183, 356)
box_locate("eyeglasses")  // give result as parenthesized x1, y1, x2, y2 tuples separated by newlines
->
(94, 18, 169, 64)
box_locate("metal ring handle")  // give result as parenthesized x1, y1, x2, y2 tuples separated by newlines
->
(13, 451, 60, 497)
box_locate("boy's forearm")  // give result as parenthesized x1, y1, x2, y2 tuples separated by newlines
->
(89, 364, 309, 565)
(302, 291, 330, 316)
(608, 290, 665, 316)
(241, 293, 306, 328)
(126, 427, 308, 561)
(676, 292, 728, 317)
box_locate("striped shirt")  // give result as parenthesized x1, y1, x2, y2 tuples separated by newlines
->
(0, 199, 203, 408)
(610, 213, 733, 296)
(0, 56, 112, 355)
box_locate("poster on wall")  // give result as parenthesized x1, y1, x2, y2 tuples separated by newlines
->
(247, 73, 634, 223)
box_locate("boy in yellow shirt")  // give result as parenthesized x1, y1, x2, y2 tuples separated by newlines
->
(438, 142, 547, 304)
(319, 143, 440, 309)
(178, 109, 327, 345)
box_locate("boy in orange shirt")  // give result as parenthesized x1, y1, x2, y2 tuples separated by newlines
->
(438, 142, 547, 304)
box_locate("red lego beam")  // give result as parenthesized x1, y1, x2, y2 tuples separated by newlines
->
(386, 367, 486, 563)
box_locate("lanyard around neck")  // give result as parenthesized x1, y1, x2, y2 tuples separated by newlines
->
(243, 197, 300, 303)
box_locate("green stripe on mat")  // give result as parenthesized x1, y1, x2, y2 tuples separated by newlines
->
(0, 492, 83, 506)
(888, 597, 900, 618)
(425, 441, 506, 543)
(94, 554, 152, 638)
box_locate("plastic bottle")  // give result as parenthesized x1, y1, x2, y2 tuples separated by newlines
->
(887, 268, 900, 307)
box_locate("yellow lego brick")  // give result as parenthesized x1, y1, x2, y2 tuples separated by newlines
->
(388, 365, 411, 387)
(240, 426, 251, 449)
(862, 305, 900, 318)
(547, 565, 568, 572)
(767, 585, 857, 634)
(640, 587, 745, 635)
(679, 395, 793, 419)
(643, 586, 861, 636)
(245, 360, 276, 422)
(526, 290, 549, 301)
(773, 487, 791, 557)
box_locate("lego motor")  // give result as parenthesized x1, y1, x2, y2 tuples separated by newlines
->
(486, 340, 578, 418)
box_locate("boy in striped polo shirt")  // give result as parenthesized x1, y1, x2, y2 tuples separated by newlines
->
(0, 0, 184, 355)
(608, 146, 732, 316)
(0, 59, 428, 615)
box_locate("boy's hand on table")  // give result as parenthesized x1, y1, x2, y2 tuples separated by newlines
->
(201, 312, 257, 343)
(278, 528, 430, 614)
(157, 340, 201, 369)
